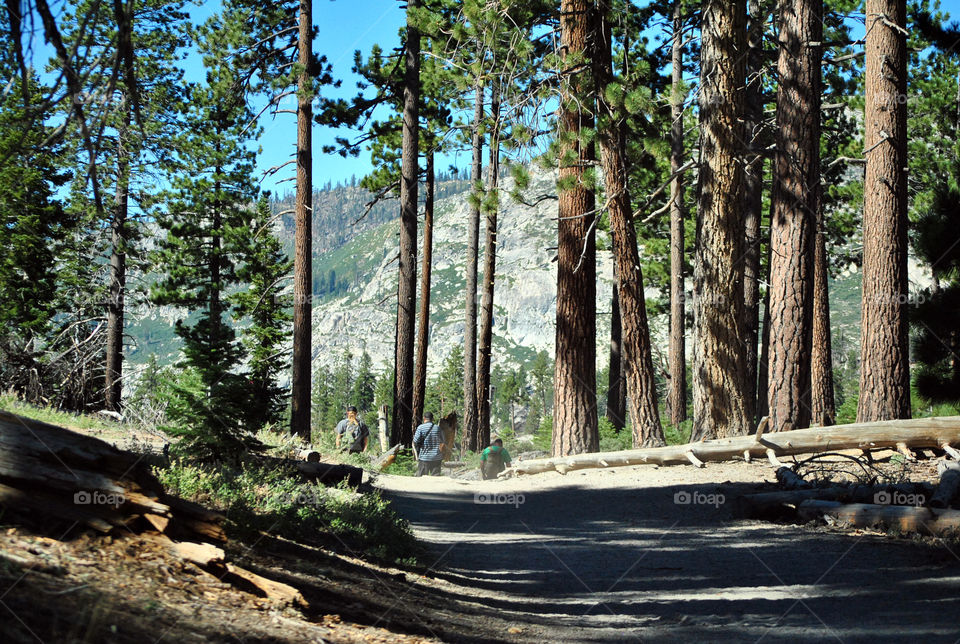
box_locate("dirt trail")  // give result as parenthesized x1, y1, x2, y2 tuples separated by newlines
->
(375, 461, 960, 643)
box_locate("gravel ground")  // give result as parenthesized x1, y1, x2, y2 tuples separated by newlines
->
(375, 459, 960, 643)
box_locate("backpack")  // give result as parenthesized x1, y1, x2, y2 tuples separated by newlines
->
(481, 446, 505, 480)
(346, 420, 366, 452)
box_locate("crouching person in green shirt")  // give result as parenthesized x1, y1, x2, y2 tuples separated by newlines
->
(480, 438, 511, 480)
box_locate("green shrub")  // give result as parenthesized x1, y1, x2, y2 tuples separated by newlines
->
(156, 459, 421, 564)
(598, 416, 631, 452)
(664, 419, 692, 445)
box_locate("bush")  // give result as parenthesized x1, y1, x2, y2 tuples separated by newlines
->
(156, 458, 421, 564)
(598, 416, 631, 452)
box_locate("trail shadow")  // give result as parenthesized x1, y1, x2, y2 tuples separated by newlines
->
(382, 477, 960, 642)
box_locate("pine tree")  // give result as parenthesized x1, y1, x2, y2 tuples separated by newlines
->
(352, 349, 378, 413)
(0, 63, 68, 338)
(766, 0, 822, 432)
(593, 0, 665, 448)
(692, 0, 750, 440)
(552, 0, 598, 456)
(151, 45, 260, 457)
(232, 195, 293, 430)
(857, 0, 911, 422)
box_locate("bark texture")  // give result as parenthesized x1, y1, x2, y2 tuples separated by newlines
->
(412, 150, 435, 432)
(741, 0, 766, 429)
(605, 275, 625, 431)
(811, 206, 837, 426)
(857, 0, 911, 422)
(391, 0, 421, 447)
(692, 0, 750, 440)
(290, 0, 313, 440)
(766, 0, 822, 432)
(667, 0, 687, 428)
(105, 110, 130, 412)
(593, 1, 664, 447)
(553, 0, 598, 457)
(462, 85, 483, 452)
(477, 84, 500, 449)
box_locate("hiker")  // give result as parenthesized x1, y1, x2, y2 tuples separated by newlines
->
(413, 412, 444, 476)
(335, 406, 369, 454)
(480, 438, 512, 480)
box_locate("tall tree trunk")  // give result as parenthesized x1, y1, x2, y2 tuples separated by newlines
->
(290, 0, 313, 440)
(412, 149, 434, 431)
(757, 236, 772, 423)
(692, 0, 749, 441)
(605, 273, 625, 431)
(741, 0, 766, 430)
(476, 82, 500, 450)
(766, 0, 822, 432)
(462, 84, 483, 453)
(593, 0, 664, 447)
(810, 200, 836, 426)
(858, 0, 910, 422)
(553, 0, 598, 457)
(391, 0, 421, 447)
(104, 110, 130, 412)
(667, 0, 687, 428)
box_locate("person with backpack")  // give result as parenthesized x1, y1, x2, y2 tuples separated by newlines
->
(412, 412, 444, 476)
(480, 438, 512, 480)
(335, 406, 369, 454)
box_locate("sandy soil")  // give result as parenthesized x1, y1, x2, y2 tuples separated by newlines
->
(374, 458, 960, 643)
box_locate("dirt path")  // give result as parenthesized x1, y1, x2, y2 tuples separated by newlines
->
(375, 461, 960, 643)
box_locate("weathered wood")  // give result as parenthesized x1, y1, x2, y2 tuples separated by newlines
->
(378, 405, 389, 452)
(736, 482, 935, 518)
(931, 462, 960, 509)
(0, 411, 225, 542)
(143, 513, 170, 532)
(797, 500, 960, 535)
(225, 563, 307, 607)
(374, 444, 401, 471)
(169, 541, 225, 566)
(296, 462, 363, 487)
(297, 449, 321, 463)
(503, 416, 960, 476)
(775, 466, 811, 490)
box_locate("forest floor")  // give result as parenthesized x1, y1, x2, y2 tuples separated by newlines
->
(3, 434, 960, 643)
(376, 457, 960, 643)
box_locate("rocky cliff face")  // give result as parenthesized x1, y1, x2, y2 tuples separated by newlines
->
(308, 167, 616, 376)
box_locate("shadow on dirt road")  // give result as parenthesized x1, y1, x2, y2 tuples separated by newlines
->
(380, 471, 960, 643)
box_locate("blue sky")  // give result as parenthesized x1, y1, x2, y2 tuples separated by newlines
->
(259, 1, 407, 196)
(24, 0, 960, 197)
(270, 0, 960, 196)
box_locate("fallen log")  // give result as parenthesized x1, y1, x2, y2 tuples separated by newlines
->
(502, 416, 960, 477)
(224, 563, 308, 608)
(0, 410, 225, 541)
(297, 448, 321, 463)
(736, 482, 935, 518)
(775, 467, 811, 490)
(797, 500, 960, 536)
(931, 462, 960, 509)
(296, 462, 363, 487)
(374, 444, 401, 471)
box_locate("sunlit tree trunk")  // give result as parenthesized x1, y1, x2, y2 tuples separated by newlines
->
(691, 0, 749, 440)
(290, 0, 313, 440)
(391, 0, 421, 446)
(553, 0, 598, 456)
(858, 0, 910, 422)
